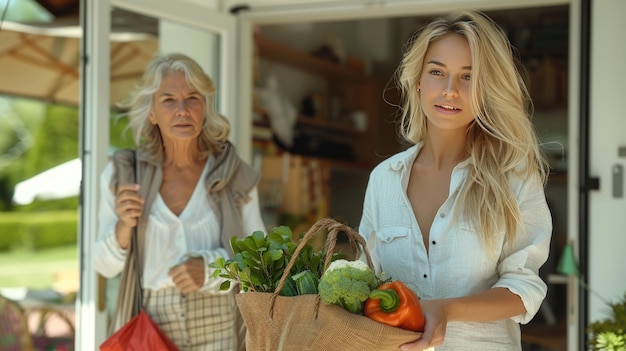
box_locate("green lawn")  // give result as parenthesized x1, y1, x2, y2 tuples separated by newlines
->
(0, 245, 78, 289)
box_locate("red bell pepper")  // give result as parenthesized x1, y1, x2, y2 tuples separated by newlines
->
(364, 281, 425, 332)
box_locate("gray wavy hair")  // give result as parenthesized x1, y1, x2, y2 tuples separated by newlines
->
(119, 52, 230, 158)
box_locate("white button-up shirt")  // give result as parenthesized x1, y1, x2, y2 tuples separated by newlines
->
(94, 156, 266, 292)
(359, 143, 552, 350)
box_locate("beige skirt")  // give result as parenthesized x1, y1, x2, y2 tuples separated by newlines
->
(143, 287, 242, 351)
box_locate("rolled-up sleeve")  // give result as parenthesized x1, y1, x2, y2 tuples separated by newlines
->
(493, 174, 552, 324)
(93, 162, 128, 278)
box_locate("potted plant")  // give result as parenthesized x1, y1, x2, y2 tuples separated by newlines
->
(588, 292, 626, 351)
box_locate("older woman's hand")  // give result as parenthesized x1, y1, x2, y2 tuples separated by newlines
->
(115, 183, 144, 228)
(169, 257, 206, 293)
(114, 183, 144, 249)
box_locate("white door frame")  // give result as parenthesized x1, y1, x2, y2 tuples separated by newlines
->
(79, 1, 236, 349)
(234, 1, 581, 350)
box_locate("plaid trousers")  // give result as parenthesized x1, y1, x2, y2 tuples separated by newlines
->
(143, 287, 238, 351)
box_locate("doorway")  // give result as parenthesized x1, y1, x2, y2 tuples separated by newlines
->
(249, 4, 570, 350)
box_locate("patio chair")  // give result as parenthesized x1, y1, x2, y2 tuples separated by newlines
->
(26, 304, 75, 351)
(0, 294, 34, 351)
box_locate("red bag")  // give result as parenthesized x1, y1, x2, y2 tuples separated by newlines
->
(99, 310, 179, 351)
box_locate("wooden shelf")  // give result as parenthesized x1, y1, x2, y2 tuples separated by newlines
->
(255, 34, 366, 81)
(253, 33, 401, 169)
(254, 107, 359, 136)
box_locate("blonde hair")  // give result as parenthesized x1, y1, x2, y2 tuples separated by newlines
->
(396, 10, 549, 250)
(119, 52, 230, 158)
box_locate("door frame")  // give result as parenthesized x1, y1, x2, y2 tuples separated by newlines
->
(233, 1, 583, 350)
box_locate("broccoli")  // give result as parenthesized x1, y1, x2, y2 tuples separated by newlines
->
(318, 259, 379, 314)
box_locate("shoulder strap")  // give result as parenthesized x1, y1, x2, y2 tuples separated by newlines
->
(111, 149, 143, 313)
(130, 153, 143, 313)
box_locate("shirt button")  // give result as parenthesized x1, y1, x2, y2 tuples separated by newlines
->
(431, 240, 436, 245)
(423, 274, 428, 278)
(439, 212, 446, 218)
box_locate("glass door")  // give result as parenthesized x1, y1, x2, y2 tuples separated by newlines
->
(78, 1, 236, 349)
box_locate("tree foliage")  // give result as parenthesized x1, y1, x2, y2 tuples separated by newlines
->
(27, 104, 79, 175)
(0, 97, 133, 211)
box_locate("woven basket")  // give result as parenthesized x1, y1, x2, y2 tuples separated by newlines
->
(235, 218, 422, 351)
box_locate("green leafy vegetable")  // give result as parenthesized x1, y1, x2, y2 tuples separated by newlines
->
(209, 225, 346, 295)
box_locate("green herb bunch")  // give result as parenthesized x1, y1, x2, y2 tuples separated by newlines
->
(209, 225, 346, 296)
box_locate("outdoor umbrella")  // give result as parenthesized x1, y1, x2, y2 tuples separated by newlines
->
(0, 21, 158, 107)
(12, 157, 81, 205)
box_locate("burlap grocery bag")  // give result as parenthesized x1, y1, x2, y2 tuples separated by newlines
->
(235, 218, 422, 351)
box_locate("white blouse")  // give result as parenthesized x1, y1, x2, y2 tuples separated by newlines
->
(359, 143, 552, 350)
(94, 156, 266, 292)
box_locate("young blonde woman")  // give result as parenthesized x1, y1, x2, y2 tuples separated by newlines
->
(358, 10, 552, 350)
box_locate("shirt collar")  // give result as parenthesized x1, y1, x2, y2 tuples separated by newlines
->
(389, 142, 423, 172)
(389, 141, 473, 172)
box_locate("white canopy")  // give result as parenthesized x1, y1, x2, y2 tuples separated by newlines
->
(12, 158, 81, 205)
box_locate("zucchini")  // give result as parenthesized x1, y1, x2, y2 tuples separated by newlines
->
(292, 270, 319, 295)
(278, 276, 298, 296)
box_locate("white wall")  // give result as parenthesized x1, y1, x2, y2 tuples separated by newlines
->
(589, 0, 626, 322)
(159, 22, 220, 86)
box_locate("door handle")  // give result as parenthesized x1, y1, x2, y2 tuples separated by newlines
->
(613, 164, 623, 198)
(582, 177, 600, 191)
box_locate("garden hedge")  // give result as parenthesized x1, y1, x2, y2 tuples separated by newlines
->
(0, 210, 77, 251)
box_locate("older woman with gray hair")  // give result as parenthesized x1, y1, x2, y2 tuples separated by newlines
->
(95, 52, 265, 350)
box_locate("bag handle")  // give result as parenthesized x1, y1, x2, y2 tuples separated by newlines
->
(131, 152, 143, 314)
(271, 218, 375, 303)
(131, 227, 142, 313)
